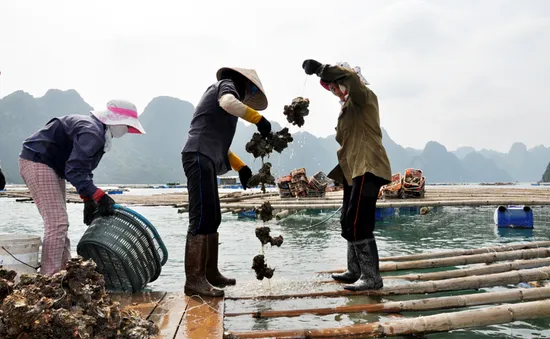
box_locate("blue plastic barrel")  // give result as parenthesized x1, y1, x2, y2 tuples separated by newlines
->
(376, 207, 395, 221)
(494, 205, 534, 228)
(238, 209, 257, 220)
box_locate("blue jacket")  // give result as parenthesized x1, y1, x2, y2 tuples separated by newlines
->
(20, 114, 106, 198)
(182, 79, 239, 175)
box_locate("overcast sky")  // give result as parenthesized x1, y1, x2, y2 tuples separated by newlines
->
(1, 0, 549, 152)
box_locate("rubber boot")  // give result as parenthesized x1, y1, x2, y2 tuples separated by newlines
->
(206, 232, 236, 287)
(184, 233, 224, 297)
(332, 241, 360, 283)
(344, 238, 383, 291)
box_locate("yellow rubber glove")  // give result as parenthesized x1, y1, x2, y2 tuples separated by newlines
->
(243, 107, 263, 124)
(228, 151, 246, 172)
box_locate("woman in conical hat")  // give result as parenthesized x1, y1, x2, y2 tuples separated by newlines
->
(181, 66, 271, 297)
(18, 99, 146, 275)
(302, 59, 391, 292)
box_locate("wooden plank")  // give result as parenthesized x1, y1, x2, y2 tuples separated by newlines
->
(320, 247, 550, 274)
(380, 241, 550, 262)
(318, 257, 550, 283)
(147, 292, 188, 339)
(110, 291, 166, 318)
(225, 286, 550, 318)
(227, 266, 550, 300)
(175, 296, 224, 339)
(219, 198, 550, 210)
(226, 299, 550, 338)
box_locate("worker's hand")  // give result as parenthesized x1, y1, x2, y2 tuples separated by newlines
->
(256, 116, 271, 138)
(302, 59, 323, 75)
(238, 166, 253, 190)
(93, 189, 116, 216)
(83, 200, 98, 225)
(97, 194, 116, 215)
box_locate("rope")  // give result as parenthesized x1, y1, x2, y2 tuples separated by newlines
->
(1, 246, 41, 270)
(307, 205, 343, 228)
(301, 74, 308, 97)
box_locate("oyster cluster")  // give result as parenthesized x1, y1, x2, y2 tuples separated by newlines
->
(255, 226, 283, 247)
(245, 128, 294, 159)
(248, 163, 276, 193)
(251, 255, 275, 281)
(0, 257, 159, 339)
(283, 97, 310, 127)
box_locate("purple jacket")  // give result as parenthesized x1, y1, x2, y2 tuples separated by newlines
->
(20, 114, 106, 198)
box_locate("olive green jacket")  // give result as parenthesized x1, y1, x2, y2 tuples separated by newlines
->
(320, 65, 392, 185)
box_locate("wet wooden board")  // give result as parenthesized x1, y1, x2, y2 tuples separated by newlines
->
(148, 292, 189, 339)
(175, 296, 224, 339)
(111, 291, 225, 338)
(111, 291, 167, 318)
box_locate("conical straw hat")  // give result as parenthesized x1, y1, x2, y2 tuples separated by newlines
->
(216, 67, 268, 111)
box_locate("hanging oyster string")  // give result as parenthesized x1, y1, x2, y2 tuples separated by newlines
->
(247, 162, 275, 194)
(246, 99, 304, 282)
(255, 226, 283, 247)
(251, 255, 274, 280)
(251, 202, 283, 281)
(245, 128, 294, 159)
(283, 97, 310, 127)
(254, 201, 274, 223)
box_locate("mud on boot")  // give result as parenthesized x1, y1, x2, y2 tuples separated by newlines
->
(206, 232, 236, 287)
(343, 238, 383, 291)
(332, 241, 360, 283)
(184, 233, 224, 297)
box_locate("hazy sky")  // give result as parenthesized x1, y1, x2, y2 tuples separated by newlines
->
(1, 0, 549, 152)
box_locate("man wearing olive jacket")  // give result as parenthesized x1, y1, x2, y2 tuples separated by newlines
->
(302, 59, 391, 291)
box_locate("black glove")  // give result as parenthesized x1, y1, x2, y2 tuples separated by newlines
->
(256, 116, 272, 138)
(83, 200, 98, 225)
(302, 59, 323, 75)
(238, 166, 253, 190)
(97, 193, 116, 216)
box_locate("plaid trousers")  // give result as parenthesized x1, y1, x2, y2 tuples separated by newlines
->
(19, 158, 71, 275)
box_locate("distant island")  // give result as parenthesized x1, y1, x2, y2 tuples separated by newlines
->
(1, 89, 550, 185)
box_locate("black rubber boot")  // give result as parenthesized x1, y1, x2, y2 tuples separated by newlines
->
(184, 233, 224, 297)
(344, 238, 383, 291)
(332, 241, 360, 283)
(206, 232, 236, 287)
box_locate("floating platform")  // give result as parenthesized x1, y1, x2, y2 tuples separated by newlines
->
(4, 186, 550, 209)
(110, 241, 550, 338)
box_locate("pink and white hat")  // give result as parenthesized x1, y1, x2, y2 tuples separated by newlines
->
(320, 61, 370, 91)
(90, 99, 146, 134)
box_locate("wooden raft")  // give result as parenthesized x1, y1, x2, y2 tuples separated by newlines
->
(104, 242, 550, 338)
(222, 241, 550, 338)
(6, 186, 550, 212)
(111, 292, 224, 339)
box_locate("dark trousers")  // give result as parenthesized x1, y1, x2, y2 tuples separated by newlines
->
(182, 152, 221, 235)
(340, 172, 387, 242)
(0, 168, 5, 191)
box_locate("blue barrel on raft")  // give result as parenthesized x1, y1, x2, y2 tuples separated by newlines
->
(376, 207, 395, 221)
(494, 205, 534, 228)
(238, 209, 257, 220)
